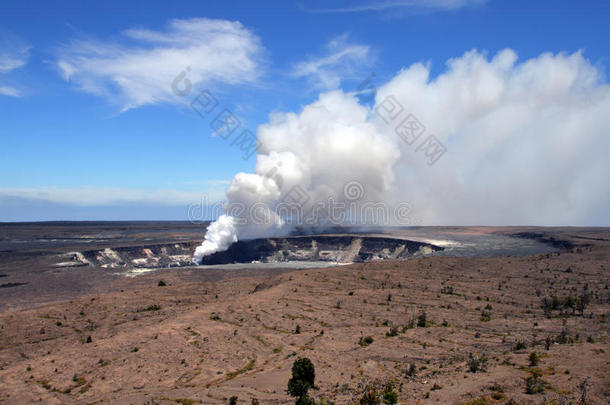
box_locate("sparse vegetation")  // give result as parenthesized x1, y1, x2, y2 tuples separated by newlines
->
(359, 336, 374, 347)
(405, 363, 417, 378)
(359, 386, 380, 405)
(528, 352, 539, 367)
(525, 368, 546, 394)
(513, 340, 527, 351)
(441, 286, 454, 294)
(385, 326, 398, 337)
(467, 353, 488, 373)
(356, 382, 397, 405)
(1, 227, 608, 404)
(458, 398, 488, 405)
(382, 383, 398, 404)
(541, 290, 592, 317)
(417, 311, 427, 327)
(174, 399, 195, 405)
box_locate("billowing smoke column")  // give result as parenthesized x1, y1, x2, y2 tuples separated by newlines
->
(193, 215, 237, 259)
(193, 49, 610, 263)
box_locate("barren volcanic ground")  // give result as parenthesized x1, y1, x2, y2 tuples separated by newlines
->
(0, 225, 608, 404)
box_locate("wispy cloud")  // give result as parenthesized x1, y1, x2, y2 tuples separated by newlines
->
(0, 186, 225, 206)
(0, 49, 29, 73)
(302, 0, 485, 13)
(0, 35, 30, 97)
(56, 18, 266, 111)
(0, 85, 21, 97)
(292, 34, 373, 90)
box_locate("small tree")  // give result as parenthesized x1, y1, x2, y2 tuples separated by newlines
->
(287, 358, 316, 404)
(229, 396, 238, 405)
(528, 352, 539, 367)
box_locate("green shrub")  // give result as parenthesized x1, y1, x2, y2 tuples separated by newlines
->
(359, 386, 380, 405)
(359, 336, 374, 347)
(480, 311, 492, 322)
(528, 352, 539, 367)
(525, 368, 546, 394)
(525, 375, 545, 394)
(467, 353, 488, 373)
(417, 311, 427, 327)
(382, 383, 398, 404)
(385, 326, 398, 337)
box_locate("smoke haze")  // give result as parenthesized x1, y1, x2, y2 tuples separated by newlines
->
(193, 48, 610, 263)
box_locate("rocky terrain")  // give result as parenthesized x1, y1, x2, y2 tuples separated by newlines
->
(0, 226, 608, 404)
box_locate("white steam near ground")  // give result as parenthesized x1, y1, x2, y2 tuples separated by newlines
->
(193, 48, 610, 263)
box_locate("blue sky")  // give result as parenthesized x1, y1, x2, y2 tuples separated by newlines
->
(0, 0, 608, 221)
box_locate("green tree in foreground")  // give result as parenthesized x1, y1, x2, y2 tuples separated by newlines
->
(287, 357, 316, 404)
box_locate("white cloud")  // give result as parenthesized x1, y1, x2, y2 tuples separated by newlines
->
(0, 43, 29, 73)
(303, 0, 485, 13)
(292, 34, 373, 90)
(0, 186, 225, 206)
(56, 18, 265, 111)
(0, 36, 30, 97)
(0, 85, 20, 97)
(375, 48, 610, 225)
(198, 47, 610, 259)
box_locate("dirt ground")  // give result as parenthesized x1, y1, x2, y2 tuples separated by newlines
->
(0, 228, 608, 404)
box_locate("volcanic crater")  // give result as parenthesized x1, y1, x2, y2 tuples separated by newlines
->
(67, 235, 443, 269)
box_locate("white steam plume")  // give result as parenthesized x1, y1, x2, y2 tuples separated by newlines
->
(193, 215, 237, 259)
(193, 48, 610, 263)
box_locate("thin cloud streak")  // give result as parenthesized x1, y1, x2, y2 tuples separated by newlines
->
(0, 187, 225, 206)
(0, 36, 30, 97)
(301, 0, 486, 13)
(292, 34, 374, 90)
(0, 85, 21, 97)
